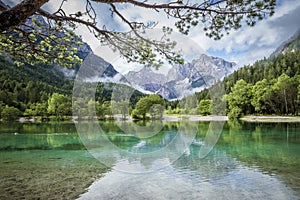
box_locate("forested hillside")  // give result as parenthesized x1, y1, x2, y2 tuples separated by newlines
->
(0, 57, 145, 120)
(194, 45, 300, 119)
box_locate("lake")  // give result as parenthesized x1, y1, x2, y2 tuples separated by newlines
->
(0, 120, 299, 199)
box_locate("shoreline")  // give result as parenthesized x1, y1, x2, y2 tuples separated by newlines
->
(11, 115, 300, 123)
(15, 115, 229, 123)
(162, 115, 228, 121)
(241, 115, 300, 122)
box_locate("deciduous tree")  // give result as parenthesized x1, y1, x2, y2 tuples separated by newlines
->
(1, 105, 21, 121)
(132, 94, 164, 119)
(47, 93, 71, 118)
(198, 99, 212, 116)
(225, 79, 253, 119)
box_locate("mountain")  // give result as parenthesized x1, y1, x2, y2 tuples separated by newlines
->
(58, 53, 119, 80)
(271, 29, 300, 57)
(125, 67, 167, 92)
(18, 14, 120, 80)
(125, 54, 237, 100)
(3, 12, 238, 101)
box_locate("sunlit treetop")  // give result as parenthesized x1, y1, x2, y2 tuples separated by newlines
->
(0, 0, 276, 68)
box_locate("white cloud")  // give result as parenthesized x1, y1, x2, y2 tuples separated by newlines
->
(191, 0, 300, 66)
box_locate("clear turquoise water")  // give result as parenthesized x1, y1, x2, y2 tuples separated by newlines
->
(0, 121, 299, 199)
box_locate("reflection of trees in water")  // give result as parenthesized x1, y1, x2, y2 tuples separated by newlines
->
(220, 121, 300, 195)
(0, 121, 77, 134)
(0, 122, 83, 150)
(0, 133, 84, 150)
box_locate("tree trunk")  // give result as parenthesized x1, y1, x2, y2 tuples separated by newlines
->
(284, 88, 288, 114)
(0, 0, 49, 32)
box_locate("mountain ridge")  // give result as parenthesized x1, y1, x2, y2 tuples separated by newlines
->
(270, 28, 300, 57)
(124, 54, 237, 100)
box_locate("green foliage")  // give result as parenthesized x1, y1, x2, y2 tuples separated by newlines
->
(251, 79, 272, 114)
(0, 17, 82, 68)
(195, 49, 300, 118)
(111, 100, 130, 119)
(225, 74, 300, 118)
(0, 57, 73, 110)
(24, 102, 48, 117)
(149, 104, 164, 119)
(228, 107, 243, 121)
(47, 93, 71, 119)
(225, 79, 253, 119)
(103, 101, 113, 118)
(198, 99, 212, 116)
(210, 82, 226, 115)
(1, 106, 21, 121)
(183, 96, 198, 110)
(0, 58, 146, 120)
(268, 74, 299, 114)
(132, 94, 164, 120)
(0, 101, 3, 118)
(189, 108, 199, 115)
(229, 50, 300, 89)
(87, 100, 97, 117)
(165, 105, 181, 115)
(174, 0, 276, 40)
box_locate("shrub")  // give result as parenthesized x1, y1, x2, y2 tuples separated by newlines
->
(228, 107, 242, 120)
(1, 106, 21, 121)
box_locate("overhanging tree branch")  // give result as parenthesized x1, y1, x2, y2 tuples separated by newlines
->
(0, 0, 276, 67)
(0, 0, 49, 32)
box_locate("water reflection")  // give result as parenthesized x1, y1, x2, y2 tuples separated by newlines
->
(220, 120, 300, 194)
(77, 121, 199, 173)
(0, 121, 299, 198)
(79, 140, 298, 200)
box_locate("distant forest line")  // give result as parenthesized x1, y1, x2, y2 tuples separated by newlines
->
(0, 49, 300, 121)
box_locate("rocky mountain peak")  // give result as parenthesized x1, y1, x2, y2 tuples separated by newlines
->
(124, 54, 237, 100)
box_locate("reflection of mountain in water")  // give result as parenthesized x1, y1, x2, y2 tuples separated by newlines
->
(173, 146, 237, 182)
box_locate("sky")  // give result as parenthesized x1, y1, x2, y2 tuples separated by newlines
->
(5, 0, 300, 74)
